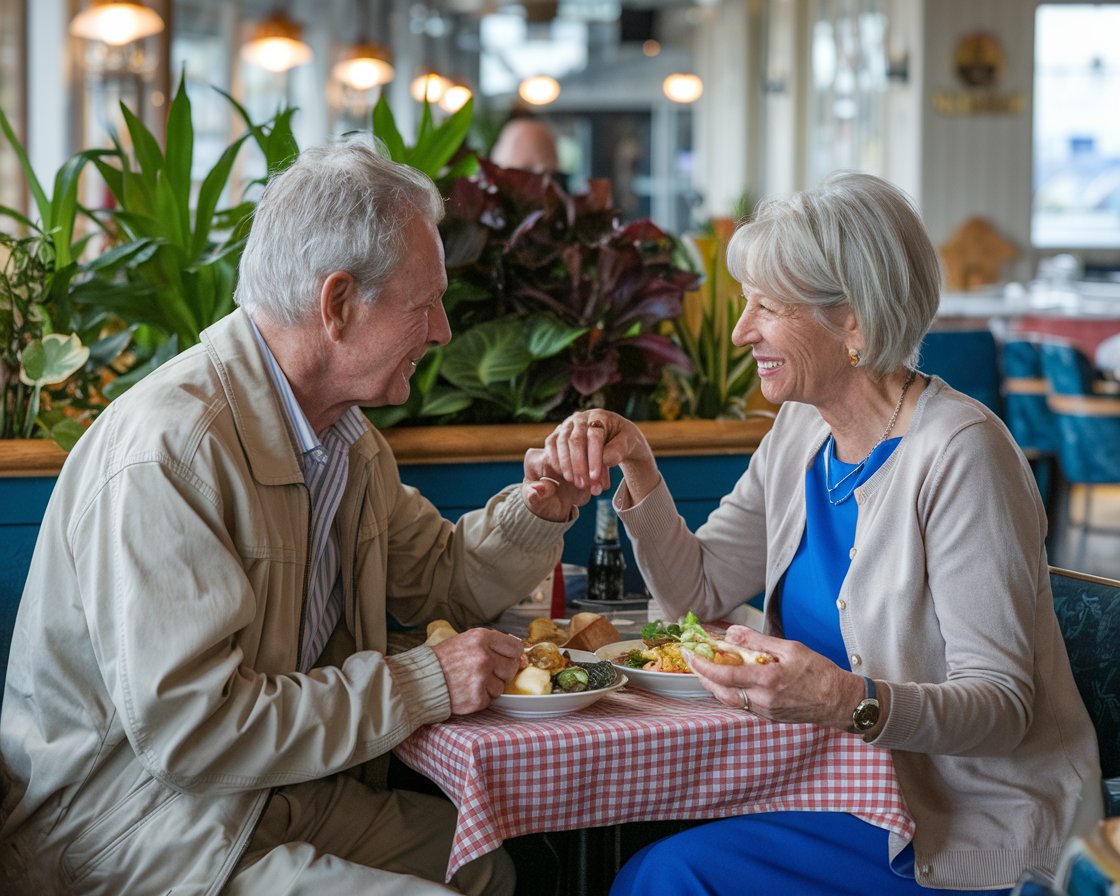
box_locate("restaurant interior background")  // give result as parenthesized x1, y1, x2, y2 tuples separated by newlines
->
(2, 0, 1120, 577)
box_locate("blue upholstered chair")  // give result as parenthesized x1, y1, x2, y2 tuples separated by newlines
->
(1037, 341, 1120, 567)
(1001, 338, 1062, 535)
(1002, 339, 1061, 457)
(918, 329, 1002, 414)
(1049, 566, 1120, 818)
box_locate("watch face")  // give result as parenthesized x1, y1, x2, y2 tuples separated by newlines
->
(853, 698, 880, 731)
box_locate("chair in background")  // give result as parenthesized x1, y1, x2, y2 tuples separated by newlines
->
(1038, 341, 1120, 568)
(919, 328, 1003, 414)
(1049, 566, 1120, 818)
(1001, 338, 1062, 530)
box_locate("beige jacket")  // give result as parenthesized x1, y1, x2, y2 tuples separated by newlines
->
(617, 377, 1101, 889)
(0, 309, 567, 894)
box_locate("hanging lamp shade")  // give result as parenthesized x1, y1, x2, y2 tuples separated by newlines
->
(518, 75, 560, 106)
(332, 41, 395, 90)
(241, 10, 313, 73)
(410, 72, 451, 104)
(439, 83, 472, 113)
(69, 0, 165, 46)
(662, 73, 704, 104)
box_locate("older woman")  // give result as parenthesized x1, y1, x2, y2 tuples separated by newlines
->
(542, 173, 1100, 894)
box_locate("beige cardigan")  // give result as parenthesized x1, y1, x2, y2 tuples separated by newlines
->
(617, 378, 1101, 889)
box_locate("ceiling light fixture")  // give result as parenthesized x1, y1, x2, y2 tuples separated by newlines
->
(241, 9, 313, 73)
(662, 73, 703, 104)
(333, 41, 395, 90)
(439, 83, 473, 113)
(411, 72, 451, 104)
(518, 75, 560, 106)
(69, 0, 165, 46)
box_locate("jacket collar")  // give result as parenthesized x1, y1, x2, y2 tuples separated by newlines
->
(200, 309, 307, 486)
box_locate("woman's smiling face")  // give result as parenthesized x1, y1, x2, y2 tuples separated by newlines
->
(731, 291, 854, 409)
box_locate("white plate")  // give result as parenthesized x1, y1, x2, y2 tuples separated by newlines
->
(489, 650, 628, 719)
(595, 640, 712, 699)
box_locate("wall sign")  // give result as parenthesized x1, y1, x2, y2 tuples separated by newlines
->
(932, 31, 1026, 116)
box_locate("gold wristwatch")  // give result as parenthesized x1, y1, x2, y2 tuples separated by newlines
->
(850, 676, 881, 733)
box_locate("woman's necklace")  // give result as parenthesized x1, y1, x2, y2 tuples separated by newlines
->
(823, 368, 917, 507)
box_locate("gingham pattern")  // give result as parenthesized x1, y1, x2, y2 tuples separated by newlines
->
(394, 686, 915, 881)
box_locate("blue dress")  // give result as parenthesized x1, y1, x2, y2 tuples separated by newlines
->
(610, 438, 1012, 896)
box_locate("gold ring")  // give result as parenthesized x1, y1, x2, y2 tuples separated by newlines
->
(738, 688, 751, 712)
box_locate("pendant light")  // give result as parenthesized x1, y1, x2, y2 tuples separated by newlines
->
(69, 0, 165, 46)
(662, 73, 704, 104)
(332, 0, 394, 90)
(242, 8, 313, 73)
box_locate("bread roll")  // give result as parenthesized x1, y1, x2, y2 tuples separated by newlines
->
(424, 619, 458, 646)
(526, 617, 568, 646)
(562, 614, 620, 652)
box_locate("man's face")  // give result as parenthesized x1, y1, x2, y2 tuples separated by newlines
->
(335, 214, 450, 409)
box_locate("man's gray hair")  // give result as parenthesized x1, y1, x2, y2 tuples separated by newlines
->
(234, 134, 445, 325)
(726, 171, 941, 376)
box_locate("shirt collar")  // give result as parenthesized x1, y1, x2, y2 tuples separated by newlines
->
(248, 316, 366, 463)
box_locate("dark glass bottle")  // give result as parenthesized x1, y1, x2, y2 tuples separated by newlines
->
(587, 498, 625, 602)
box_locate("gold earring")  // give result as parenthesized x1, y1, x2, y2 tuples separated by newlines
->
(848, 348, 861, 366)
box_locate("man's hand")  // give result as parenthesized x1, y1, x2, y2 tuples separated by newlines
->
(430, 628, 525, 715)
(520, 449, 593, 521)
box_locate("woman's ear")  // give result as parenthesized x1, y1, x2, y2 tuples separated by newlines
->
(320, 271, 356, 342)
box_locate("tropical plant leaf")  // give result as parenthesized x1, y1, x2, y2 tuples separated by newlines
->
(0, 105, 49, 223)
(371, 94, 407, 161)
(441, 316, 533, 389)
(408, 98, 475, 177)
(525, 314, 585, 360)
(19, 333, 90, 386)
(164, 77, 194, 214)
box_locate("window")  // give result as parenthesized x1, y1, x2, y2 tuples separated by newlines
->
(1032, 4, 1120, 249)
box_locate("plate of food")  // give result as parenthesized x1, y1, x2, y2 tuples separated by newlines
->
(489, 647, 628, 719)
(596, 612, 777, 700)
(596, 639, 711, 699)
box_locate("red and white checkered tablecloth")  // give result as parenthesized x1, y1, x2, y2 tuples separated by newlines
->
(393, 685, 915, 881)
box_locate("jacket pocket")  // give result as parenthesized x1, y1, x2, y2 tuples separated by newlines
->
(61, 776, 182, 886)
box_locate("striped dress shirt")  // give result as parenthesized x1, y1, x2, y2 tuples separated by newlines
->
(248, 319, 367, 671)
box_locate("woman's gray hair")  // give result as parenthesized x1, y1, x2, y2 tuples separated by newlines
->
(234, 134, 445, 325)
(725, 171, 941, 376)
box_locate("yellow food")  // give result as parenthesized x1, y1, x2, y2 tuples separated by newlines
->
(424, 620, 458, 646)
(525, 642, 568, 672)
(527, 617, 568, 646)
(505, 665, 552, 695)
(636, 643, 691, 673)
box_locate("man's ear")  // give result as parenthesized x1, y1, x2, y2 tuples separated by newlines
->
(320, 271, 356, 342)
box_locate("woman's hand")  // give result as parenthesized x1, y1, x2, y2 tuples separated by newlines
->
(688, 625, 868, 731)
(538, 411, 659, 501)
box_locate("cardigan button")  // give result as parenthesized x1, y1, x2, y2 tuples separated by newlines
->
(919, 864, 931, 875)
(850, 654, 862, 666)
(836, 598, 847, 610)
(848, 547, 857, 559)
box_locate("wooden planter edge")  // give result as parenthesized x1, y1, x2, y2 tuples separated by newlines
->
(0, 417, 773, 476)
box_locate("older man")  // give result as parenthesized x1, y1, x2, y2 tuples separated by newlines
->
(0, 137, 587, 894)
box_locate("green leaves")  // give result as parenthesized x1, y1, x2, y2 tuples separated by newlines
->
(89, 75, 255, 349)
(660, 228, 759, 420)
(371, 94, 477, 185)
(438, 313, 585, 421)
(19, 333, 90, 387)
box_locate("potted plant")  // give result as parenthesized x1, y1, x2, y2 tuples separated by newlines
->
(659, 216, 773, 422)
(366, 100, 702, 429)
